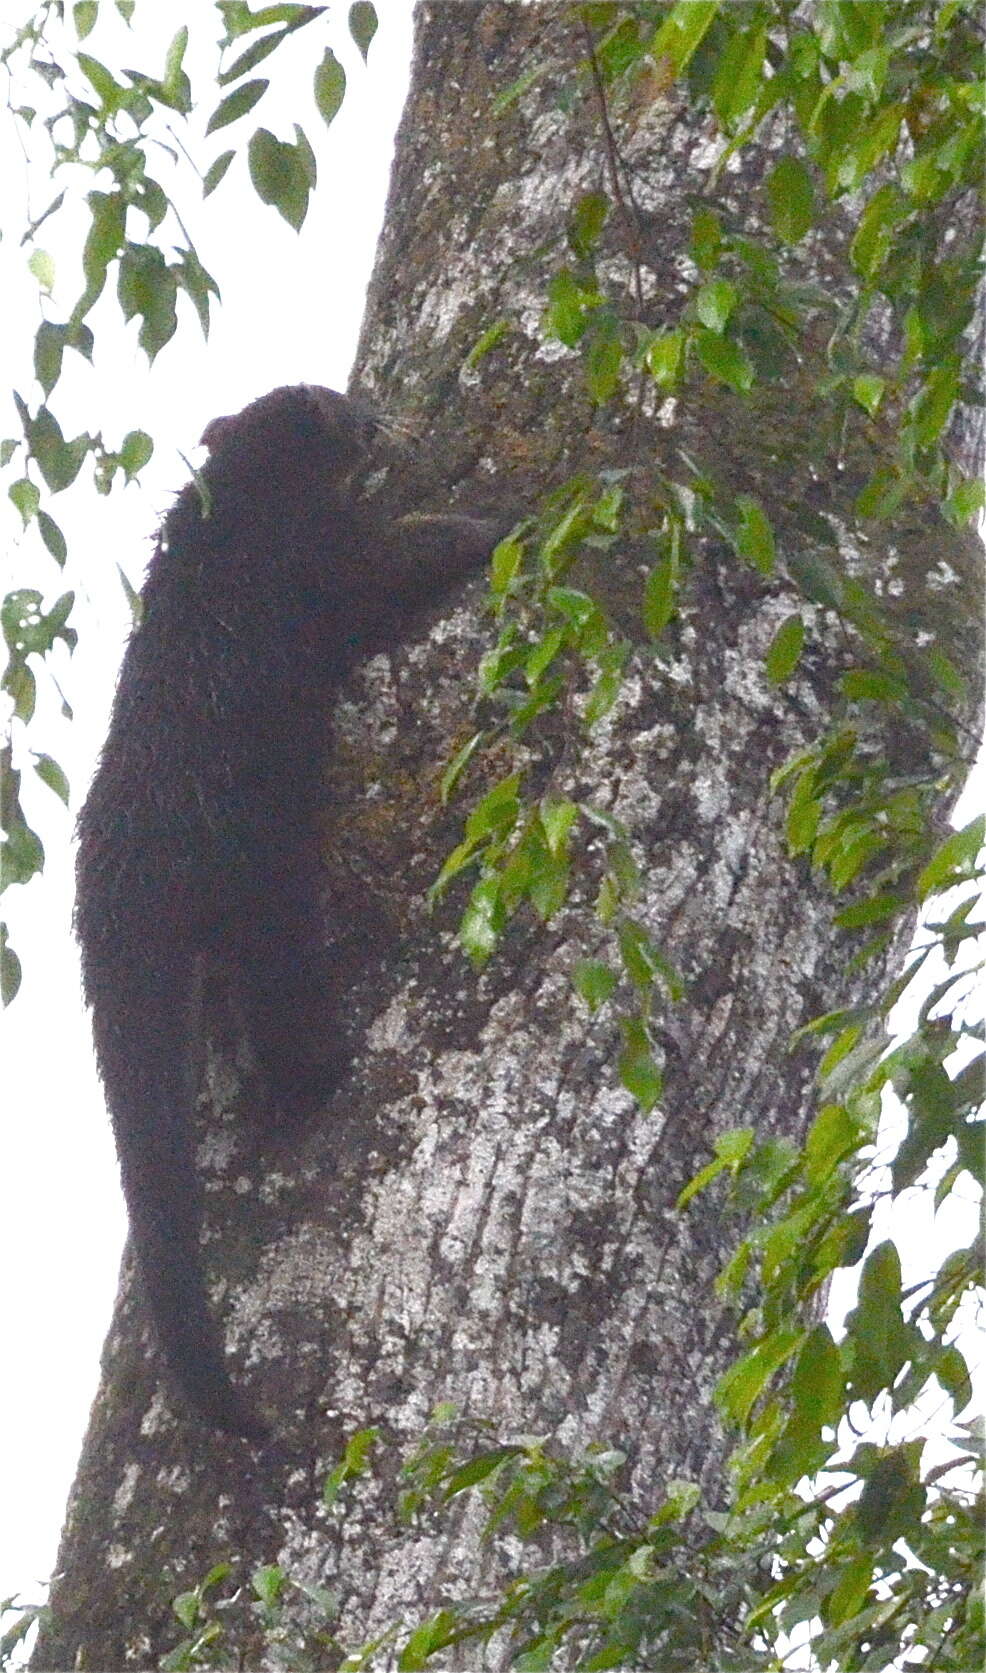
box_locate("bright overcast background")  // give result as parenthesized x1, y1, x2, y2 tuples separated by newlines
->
(0, 0, 982, 1642)
(0, 0, 413, 1612)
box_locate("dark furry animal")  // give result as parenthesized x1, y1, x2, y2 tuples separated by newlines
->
(75, 385, 502, 1441)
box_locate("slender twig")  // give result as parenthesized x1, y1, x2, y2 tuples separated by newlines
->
(580, 16, 645, 317)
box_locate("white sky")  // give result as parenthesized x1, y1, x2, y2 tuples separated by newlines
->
(0, 0, 981, 1643)
(0, 0, 413, 1610)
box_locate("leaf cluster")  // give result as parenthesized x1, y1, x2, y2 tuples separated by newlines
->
(431, 3, 985, 1664)
(0, 0, 377, 991)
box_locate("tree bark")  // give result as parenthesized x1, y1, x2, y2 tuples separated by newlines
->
(33, 5, 983, 1669)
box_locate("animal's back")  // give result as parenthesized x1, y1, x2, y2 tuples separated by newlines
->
(76, 386, 372, 1439)
(76, 383, 504, 1438)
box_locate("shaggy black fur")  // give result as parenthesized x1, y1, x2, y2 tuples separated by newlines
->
(75, 385, 501, 1440)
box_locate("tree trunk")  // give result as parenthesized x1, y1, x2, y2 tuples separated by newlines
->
(33, 5, 982, 1669)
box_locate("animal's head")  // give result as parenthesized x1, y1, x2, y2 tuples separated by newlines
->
(200, 385, 381, 488)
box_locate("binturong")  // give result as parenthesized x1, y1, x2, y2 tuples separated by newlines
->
(75, 384, 504, 1441)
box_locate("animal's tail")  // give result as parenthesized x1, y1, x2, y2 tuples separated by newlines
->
(85, 948, 267, 1442)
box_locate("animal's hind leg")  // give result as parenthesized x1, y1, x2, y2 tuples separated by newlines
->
(223, 844, 353, 1129)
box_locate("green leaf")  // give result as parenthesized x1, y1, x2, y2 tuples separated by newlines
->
(528, 847, 568, 923)
(524, 625, 565, 685)
(323, 1425, 378, 1506)
(840, 667, 906, 703)
(117, 244, 178, 359)
(734, 495, 775, 573)
(585, 327, 623, 404)
(2, 663, 36, 725)
(175, 248, 218, 340)
(294, 123, 317, 187)
(33, 753, 69, 804)
(38, 512, 67, 565)
(618, 919, 683, 1000)
(850, 182, 906, 278)
(547, 585, 599, 630)
(1, 923, 22, 1006)
(690, 207, 721, 271)
(618, 1016, 662, 1112)
(491, 62, 551, 117)
(716, 1127, 755, 1169)
(79, 190, 127, 312)
(399, 1612, 458, 1671)
(203, 150, 235, 197)
(220, 25, 296, 85)
(644, 328, 684, 388)
(787, 547, 842, 605)
(834, 891, 903, 930)
(791, 1324, 844, 1431)
(0, 761, 45, 890)
(942, 474, 985, 528)
(826, 1554, 874, 1626)
(767, 1322, 845, 1486)
(678, 1125, 754, 1208)
(77, 52, 122, 109)
(341, 1424, 378, 1473)
(8, 478, 40, 527)
(678, 1153, 729, 1209)
(583, 642, 628, 728)
(539, 497, 592, 569)
(643, 555, 678, 640)
(250, 1564, 284, 1607)
(515, 1641, 556, 1672)
(439, 732, 485, 804)
(464, 318, 510, 369)
(445, 1446, 523, 1497)
(712, 23, 767, 125)
(23, 406, 88, 493)
(935, 1342, 972, 1413)
(313, 47, 346, 126)
(349, 2, 378, 62)
(568, 191, 608, 259)
(910, 358, 960, 449)
(488, 534, 524, 602)
(572, 958, 617, 1014)
(171, 1589, 200, 1631)
(540, 797, 578, 857)
(465, 774, 521, 843)
(73, 1, 98, 37)
(855, 1443, 925, 1546)
(765, 613, 804, 684)
(855, 465, 906, 520)
(163, 25, 189, 99)
(852, 374, 885, 416)
(649, 2, 719, 76)
(28, 248, 55, 293)
(248, 127, 312, 229)
(206, 78, 268, 134)
(716, 1327, 804, 1428)
(804, 1101, 860, 1183)
(695, 277, 736, 333)
(844, 1241, 911, 1402)
(34, 321, 65, 395)
(545, 269, 598, 347)
(917, 815, 984, 902)
(766, 156, 815, 244)
(119, 430, 153, 481)
(459, 873, 502, 967)
(695, 327, 754, 392)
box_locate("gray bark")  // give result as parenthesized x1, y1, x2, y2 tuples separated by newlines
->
(33, 5, 983, 1669)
